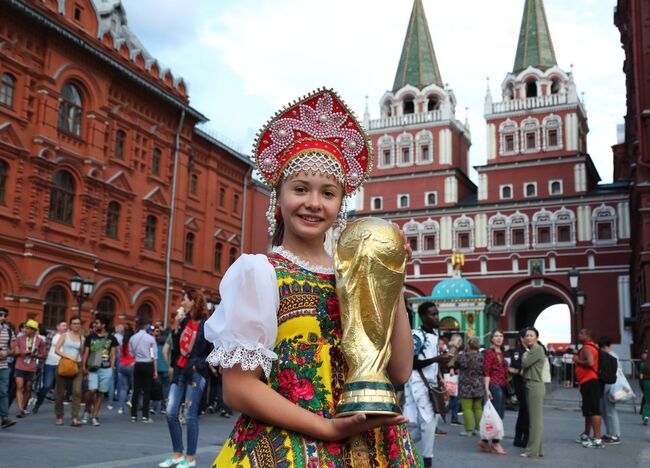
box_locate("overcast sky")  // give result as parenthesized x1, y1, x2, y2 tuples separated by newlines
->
(121, 0, 625, 184)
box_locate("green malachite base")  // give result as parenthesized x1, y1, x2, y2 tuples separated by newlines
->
(335, 381, 401, 417)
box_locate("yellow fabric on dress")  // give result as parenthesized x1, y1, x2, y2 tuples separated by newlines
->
(213, 253, 422, 468)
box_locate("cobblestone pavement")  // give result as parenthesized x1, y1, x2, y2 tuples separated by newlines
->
(1, 401, 648, 467)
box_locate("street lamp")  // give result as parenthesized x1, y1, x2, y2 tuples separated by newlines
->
(567, 267, 580, 345)
(71, 275, 94, 313)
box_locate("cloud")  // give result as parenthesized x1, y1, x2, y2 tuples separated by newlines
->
(122, 0, 625, 181)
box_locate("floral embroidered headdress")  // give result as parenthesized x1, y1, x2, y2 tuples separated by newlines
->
(254, 88, 373, 237)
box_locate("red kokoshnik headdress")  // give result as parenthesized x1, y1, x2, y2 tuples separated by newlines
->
(254, 88, 374, 236)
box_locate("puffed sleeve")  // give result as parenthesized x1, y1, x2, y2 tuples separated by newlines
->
(205, 254, 279, 379)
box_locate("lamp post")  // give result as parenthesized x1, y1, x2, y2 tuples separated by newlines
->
(577, 289, 586, 331)
(71, 275, 94, 314)
(567, 267, 580, 345)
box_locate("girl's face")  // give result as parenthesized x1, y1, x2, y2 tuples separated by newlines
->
(279, 171, 343, 244)
(491, 331, 504, 348)
(181, 294, 194, 313)
(525, 330, 538, 347)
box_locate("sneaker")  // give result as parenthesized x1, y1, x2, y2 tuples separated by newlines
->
(91, 417, 100, 427)
(15, 410, 25, 419)
(1, 417, 16, 429)
(575, 433, 590, 444)
(118, 408, 124, 415)
(582, 438, 605, 449)
(161, 409, 167, 415)
(644, 417, 649, 426)
(142, 417, 153, 424)
(81, 412, 90, 424)
(220, 410, 232, 419)
(107, 405, 113, 411)
(126, 401, 132, 408)
(158, 456, 185, 468)
(459, 431, 472, 437)
(602, 435, 621, 445)
(130, 416, 137, 423)
(178, 460, 196, 468)
(150, 409, 156, 415)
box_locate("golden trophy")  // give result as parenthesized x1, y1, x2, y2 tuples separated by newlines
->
(334, 217, 407, 416)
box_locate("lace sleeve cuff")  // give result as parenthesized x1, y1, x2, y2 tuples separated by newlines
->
(206, 346, 275, 380)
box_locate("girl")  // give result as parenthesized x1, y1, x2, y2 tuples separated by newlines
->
(117, 328, 134, 415)
(54, 316, 84, 426)
(481, 329, 509, 455)
(204, 89, 422, 467)
(159, 290, 211, 468)
(457, 337, 484, 437)
(521, 327, 546, 458)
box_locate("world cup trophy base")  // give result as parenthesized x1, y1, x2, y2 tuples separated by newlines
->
(335, 381, 401, 417)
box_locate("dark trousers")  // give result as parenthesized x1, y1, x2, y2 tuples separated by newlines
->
(131, 362, 153, 418)
(514, 376, 529, 446)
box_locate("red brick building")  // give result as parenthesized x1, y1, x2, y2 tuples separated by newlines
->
(0, 0, 266, 328)
(355, 0, 632, 357)
(615, 0, 650, 353)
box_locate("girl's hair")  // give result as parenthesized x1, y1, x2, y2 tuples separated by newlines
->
(122, 327, 134, 355)
(527, 326, 540, 338)
(184, 288, 207, 321)
(489, 329, 504, 348)
(271, 218, 284, 247)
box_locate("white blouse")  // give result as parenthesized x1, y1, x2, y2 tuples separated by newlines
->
(205, 254, 279, 379)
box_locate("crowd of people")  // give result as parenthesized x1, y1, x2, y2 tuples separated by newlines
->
(0, 294, 232, 468)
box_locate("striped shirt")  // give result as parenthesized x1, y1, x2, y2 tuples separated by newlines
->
(0, 325, 14, 369)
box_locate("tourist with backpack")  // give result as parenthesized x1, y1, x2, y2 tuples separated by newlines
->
(573, 328, 605, 449)
(597, 337, 622, 444)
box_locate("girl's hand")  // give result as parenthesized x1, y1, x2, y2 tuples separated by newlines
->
(322, 413, 409, 441)
(486, 389, 493, 400)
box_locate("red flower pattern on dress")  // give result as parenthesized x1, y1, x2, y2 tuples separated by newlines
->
(277, 368, 315, 403)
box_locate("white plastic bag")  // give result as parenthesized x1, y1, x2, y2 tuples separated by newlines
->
(479, 400, 505, 440)
(609, 369, 635, 403)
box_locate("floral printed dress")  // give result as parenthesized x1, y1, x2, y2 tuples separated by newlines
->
(206, 249, 422, 468)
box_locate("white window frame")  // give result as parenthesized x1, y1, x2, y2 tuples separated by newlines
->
(499, 119, 518, 156)
(509, 212, 530, 249)
(542, 114, 563, 151)
(396, 132, 414, 167)
(397, 193, 410, 209)
(523, 182, 537, 198)
(499, 184, 513, 200)
(488, 213, 509, 251)
(371, 196, 383, 211)
(453, 215, 474, 252)
(415, 130, 434, 165)
(424, 191, 437, 207)
(377, 135, 395, 169)
(553, 208, 576, 246)
(532, 209, 554, 248)
(592, 204, 617, 245)
(520, 117, 541, 153)
(549, 179, 563, 195)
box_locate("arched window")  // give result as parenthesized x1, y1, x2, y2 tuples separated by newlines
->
(233, 194, 240, 213)
(0, 159, 7, 204)
(549, 180, 563, 195)
(525, 182, 537, 197)
(398, 194, 409, 208)
(543, 115, 563, 150)
(554, 208, 575, 245)
(137, 303, 153, 322)
(184, 232, 195, 264)
(499, 120, 518, 154)
(43, 285, 67, 329)
(489, 213, 509, 249)
(96, 295, 116, 326)
(371, 197, 382, 210)
(144, 215, 157, 250)
(219, 187, 225, 207)
(0, 73, 16, 108)
(509, 212, 529, 247)
(396, 132, 413, 166)
(416, 130, 433, 164)
(521, 117, 540, 152)
(453, 216, 474, 250)
(550, 78, 561, 95)
(114, 130, 125, 160)
(57, 83, 83, 136)
(532, 209, 553, 246)
(504, 82, 515, 101)
(105, 201, 120, 238)
(49, 170, 75, 224)
(403, 96, 415, 115)
(422, 219, 439, 252)
(525, 79, 537, 98)
(229, 247, 237, 265)
(427, 95, 440, 111)
(151, 148, 161, 176)
(214, 242, 223, 272)
(592, 205, 617, 244)
(377, 135, 394, 168)
(500, 185, 513, 200)
(426, 192, 437, 206)
(190, 174, 198, 195)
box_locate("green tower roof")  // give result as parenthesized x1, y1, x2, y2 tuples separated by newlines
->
(392, 0, 443, 92)
(513, 0, 558, 73)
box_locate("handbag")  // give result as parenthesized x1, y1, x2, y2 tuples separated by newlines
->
(57, 357, 79, 377)
(417, 368, 449, 418)
(150, 379, 163, 401)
